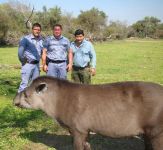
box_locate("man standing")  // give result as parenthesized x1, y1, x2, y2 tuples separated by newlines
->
(42, 24, 73, 79)
(18, 23, 43, 93)
(70, 29, 96, 84)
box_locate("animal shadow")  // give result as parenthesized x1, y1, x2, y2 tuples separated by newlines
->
(21, 130, 145, 150)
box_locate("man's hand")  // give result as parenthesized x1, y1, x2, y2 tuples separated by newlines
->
(21, 57, 27, 66)
(43, 64, 48, 72)
(90, 68, 96, 76)
(66, 63, 72, 72)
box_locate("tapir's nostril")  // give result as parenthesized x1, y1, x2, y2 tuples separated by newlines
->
(14, 102, 20, 107)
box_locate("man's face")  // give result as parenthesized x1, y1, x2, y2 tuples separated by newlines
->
(53, 26, 62, 38)
(75, 34, 84, 43)
(32, 26, 41, 37)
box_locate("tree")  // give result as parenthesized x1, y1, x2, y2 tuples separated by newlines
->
(34, 6, 62, 30)
(104, 21, 128, 39)
(60, 12, 76, 41)
(49, 6, 62, 29)
(143, 17, 160, 37)
(0, 1, 33, 45)
(0, 4, 10, 44)
(155, 23, 163, 38)
(132, 16, 161, 38)
(77, 7, 107, 37)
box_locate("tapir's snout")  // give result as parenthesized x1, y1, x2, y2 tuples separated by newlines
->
(13, 92, 32, 109)
(14, 101, 21, 107)
(13, 92, 23, 108)
(13, 95, 20, 107)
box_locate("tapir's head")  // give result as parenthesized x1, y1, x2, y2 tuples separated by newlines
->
(13, 77, 53, 110)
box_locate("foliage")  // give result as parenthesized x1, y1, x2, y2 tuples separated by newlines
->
(0, 1, 163, 45)
(35, 6, 62, 30)
(0, 4, 12, 44)
(132, 16, 161, 38)
(77, 7, 107, 37)
(0, 2, 31, 45)
(104, 21, 128, 39)
(155, 23, 163, 38)
(60, 13, 78, 41)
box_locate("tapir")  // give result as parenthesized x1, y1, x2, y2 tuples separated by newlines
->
(13, 76, 163, 150)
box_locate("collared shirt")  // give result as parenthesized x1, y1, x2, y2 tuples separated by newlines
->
(43, 35, 70, 61)
(70, 39, 96, 68)
(18, 34, 43, 63)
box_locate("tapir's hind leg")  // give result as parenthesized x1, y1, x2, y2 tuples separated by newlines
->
(151, 132, 163, 150)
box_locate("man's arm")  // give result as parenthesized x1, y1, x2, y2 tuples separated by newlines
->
(42, 48, 48, 72)
(42, 37, 49, 72)
(89, 43, 96, 76)
(18, 38, 26, 65)
(67, 48, 73, 72)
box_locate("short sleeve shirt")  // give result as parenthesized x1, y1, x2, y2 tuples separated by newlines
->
(43, 35, 70, 61)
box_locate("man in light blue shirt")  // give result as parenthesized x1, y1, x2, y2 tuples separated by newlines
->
(18, 23, 43, 93)
(42, 24, 73, 79)
(70, 29, 96, 84)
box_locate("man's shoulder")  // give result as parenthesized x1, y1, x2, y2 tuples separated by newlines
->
(24, 34, 33, 39)
(70, 41, 76, 48)
(44, 36, 53, 43)
(19, 34, 30, 42)
(81, 40, 93, 48)
(39, 35, 45, 40)
(83, 39, 92, 45)
(70, 41, 75, 45)
(61, 36, 70, 42)
(45, 35, 52, 39)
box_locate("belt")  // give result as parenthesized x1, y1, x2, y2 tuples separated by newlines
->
(73, 65, 89, 70)
(49, 59, 66, 64)
(27, 60, 39, 64)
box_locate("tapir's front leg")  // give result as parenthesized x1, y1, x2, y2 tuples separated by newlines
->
(143, 134, 153, 150)
(72, 130, 91, 150)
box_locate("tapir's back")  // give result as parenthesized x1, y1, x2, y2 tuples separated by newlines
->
(73, 81, 163, 137)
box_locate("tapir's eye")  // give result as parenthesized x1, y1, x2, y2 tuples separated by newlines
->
(35, 83, 47, 94)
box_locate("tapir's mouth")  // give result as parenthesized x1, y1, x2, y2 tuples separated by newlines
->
(14, 101, 31, 109)
(14, 102, 21, 107)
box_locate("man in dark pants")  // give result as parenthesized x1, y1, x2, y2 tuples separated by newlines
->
(42, 24, 73, 79)
(18, 23, 43, 93)
(70, 29, 96, 84)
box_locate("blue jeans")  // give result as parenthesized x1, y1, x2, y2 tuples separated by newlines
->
(18, 63, 40, 93)
(47, 62, 67, 79)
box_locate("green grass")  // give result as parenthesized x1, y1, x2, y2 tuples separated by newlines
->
(94, 39, 163, 84)
(0, 39, 163, 149)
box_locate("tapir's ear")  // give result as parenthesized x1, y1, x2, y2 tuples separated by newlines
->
(35, 83, 48, 94)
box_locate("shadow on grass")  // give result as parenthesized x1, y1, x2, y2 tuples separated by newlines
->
(0, 105, 44, 129)
(21, 130, 145, 150)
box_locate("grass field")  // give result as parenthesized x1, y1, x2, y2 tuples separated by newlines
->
(0, 39, 163, 150)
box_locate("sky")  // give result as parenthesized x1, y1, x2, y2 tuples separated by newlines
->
(0, 0, 163, 25)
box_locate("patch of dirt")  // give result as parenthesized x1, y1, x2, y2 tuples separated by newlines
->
(0, 64, 21, 69)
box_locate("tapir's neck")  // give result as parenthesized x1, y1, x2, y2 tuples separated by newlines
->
(41, 97, 58, 119)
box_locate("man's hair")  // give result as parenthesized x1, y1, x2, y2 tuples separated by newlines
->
(74, 29, 84, 36)
(53, 24, 62, 30)
(32, 23, 41, 30)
